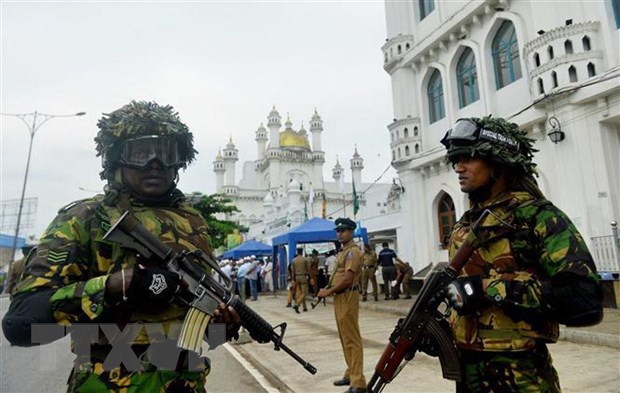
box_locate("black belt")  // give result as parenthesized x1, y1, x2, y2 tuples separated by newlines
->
(363, 265, 376, 269)
(337, 285, 359, 294)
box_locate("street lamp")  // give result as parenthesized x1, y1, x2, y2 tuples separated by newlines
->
(1, 110, 86, 278)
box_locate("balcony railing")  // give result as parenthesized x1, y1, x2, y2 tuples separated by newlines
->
(591, 235, 620, 272)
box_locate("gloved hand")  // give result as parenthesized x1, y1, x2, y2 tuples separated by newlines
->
(128, 264, 182, 311)
(206, 303, 242, 348)
(445, 275, 485, 316)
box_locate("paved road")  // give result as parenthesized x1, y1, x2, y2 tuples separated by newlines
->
(0, 297, 269, 393)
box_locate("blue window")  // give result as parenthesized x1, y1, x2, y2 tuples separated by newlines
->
(420, 0, 435, 20)
(427, 69, 445, 123)
(456, 48, 480, 108)
(613, 0, 620, 28)
(492, 21, 522, 89)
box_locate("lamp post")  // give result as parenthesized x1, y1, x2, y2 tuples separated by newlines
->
(1, 110, 86, 277)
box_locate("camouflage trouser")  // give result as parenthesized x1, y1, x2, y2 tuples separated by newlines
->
(67, 348, 210, 393)
(458, 344, 561, 393)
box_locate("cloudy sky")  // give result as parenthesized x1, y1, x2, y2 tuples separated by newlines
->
(1, 1, 395, 239)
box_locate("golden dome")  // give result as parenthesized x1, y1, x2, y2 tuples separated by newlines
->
(280, 130, 311, 150)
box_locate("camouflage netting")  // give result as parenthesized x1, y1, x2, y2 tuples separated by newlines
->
(95, 100, 197, 180)
(445, 116, 538, 177)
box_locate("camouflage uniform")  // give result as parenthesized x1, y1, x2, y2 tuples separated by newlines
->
(442, 117, 600, 392)
(14, 194, 214, 392)
(6, 101, 216, 392)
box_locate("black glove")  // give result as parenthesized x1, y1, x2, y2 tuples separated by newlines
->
(445, 275, 485, 316)
(128, 264, 181, 311)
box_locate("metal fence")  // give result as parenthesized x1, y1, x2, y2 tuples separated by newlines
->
(591, 235, 620, 272)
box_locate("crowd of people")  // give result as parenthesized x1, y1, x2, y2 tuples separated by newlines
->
(215, 256, 274, 301)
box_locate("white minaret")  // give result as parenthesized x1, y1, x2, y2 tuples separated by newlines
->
(332, 157, 343, 183)
(310, 109, 323, 152)
(213, 148, 225, 193)
(255, 123, 268, 159)
(223, 137, 238, 187)
(350, 146, 364, 187)
(267, 106, 281, 149)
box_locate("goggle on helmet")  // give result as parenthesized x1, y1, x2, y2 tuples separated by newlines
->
(103, 135, 182, 170)
(441, 118, 520, 153)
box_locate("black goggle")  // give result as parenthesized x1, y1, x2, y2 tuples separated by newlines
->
(118, 135, 181, 169)
(441, 119, 519, 150)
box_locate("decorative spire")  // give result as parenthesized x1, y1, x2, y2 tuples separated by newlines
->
(216, 148, 223, 160)
(285, 113, 293, 130)
(226, 136, 235, 148)
(299, 121, 307, 135)
(352, 145, 360, 159)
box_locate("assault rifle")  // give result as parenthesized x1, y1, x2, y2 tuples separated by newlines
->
(368, 209, 505, 392)
(104, 211, 317, 375)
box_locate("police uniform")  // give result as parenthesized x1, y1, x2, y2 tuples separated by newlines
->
(309, 253, 320, 296)
(361, 249, 378, 301)
(393, 260, 413, 299)
(292, 254, 310, 311)
(332, 218, 366, 390)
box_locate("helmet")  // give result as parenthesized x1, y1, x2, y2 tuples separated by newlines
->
(440, 116, 537, 176)
(94, 100, 197, 180)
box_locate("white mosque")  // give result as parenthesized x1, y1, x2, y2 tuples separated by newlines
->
(212, 107, 394, 243)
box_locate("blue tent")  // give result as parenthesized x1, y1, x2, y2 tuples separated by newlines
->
(271, 218, 369, 287)
(0, 234, 25, 249)
(221, 240, 272, 259)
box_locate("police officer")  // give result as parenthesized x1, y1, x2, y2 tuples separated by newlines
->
(308, 249, 320, 297)
(392, 259, 413, 300)
(292, 247, 310, 312)
(377, 242, 405, 300)
(318, 218, 366, 393)
(361, 244, 378, 302)
(441, 116, 602, 392)
(2, 101, 241, 392)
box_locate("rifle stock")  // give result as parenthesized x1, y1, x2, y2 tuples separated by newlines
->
(104, 211, 317, 375)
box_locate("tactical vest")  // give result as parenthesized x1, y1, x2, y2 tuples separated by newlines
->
(448, 191, 559, 352)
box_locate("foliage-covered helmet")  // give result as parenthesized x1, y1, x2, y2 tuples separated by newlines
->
(440, 116, 538, 176)
(94, 100, 197, 180)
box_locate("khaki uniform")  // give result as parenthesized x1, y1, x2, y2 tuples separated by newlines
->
(394, 260, 413, 298)
(332, 240, 366, 389)
(361, 250, 378, 299)
(309, 256, 319, 296)
(292, 255, 310, 310)
(5, 257, 27, 297)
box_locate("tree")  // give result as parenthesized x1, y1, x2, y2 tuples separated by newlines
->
(187, 192, 243, 250)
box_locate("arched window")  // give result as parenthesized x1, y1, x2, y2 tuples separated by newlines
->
(438, 193, 456, 250)
(404, 128, 409, 138)
(405, 145, 410, 156)
(419, 0, 435, 20)
(533, 52, 540, 67)
(391, 132, 394, 142)
(398, 147, 401, 158)
(427, 69, 445, 123)
(406, 43, 410, 50)
(492, 21, 522, 89)
(569, 65, 578, 82)
(414, 126, 419, 137)
(587, 62, 596, 77)
(456, 48, 480, 108)
(547, 45, 555, 60)
(392, 150, 395, 160)
(551, 71, 558, 88)
(613, 0, 620, 28)
(537, 78, 545, 94)
(384, 52, 388, 63)
(582, 36, 591, 51)
(415, 143, 420, 153)
(398, 45, 402, 55)
(564, 39, 573, 54)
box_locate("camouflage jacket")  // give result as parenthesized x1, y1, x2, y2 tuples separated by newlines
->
(448, 191, 598, 352)
(14, 193, 213, 346)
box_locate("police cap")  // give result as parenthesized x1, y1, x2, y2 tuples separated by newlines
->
(335, 217, 356, 231)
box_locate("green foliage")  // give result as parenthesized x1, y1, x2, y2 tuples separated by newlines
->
(188, 192, 242, 249)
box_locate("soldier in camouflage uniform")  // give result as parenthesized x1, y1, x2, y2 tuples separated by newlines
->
(440, 116, 602, 392)
(2, 101, 240, 392)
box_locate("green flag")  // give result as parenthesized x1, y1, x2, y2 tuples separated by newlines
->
(352, 180, 359, 216)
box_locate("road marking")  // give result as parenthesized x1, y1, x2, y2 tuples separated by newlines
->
(223, 343, 280, 393)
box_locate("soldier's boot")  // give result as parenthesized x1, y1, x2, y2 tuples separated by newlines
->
(293, 305, 300, 314)
(286, 303, 292, 308)
(362, 294, 367, 302)
(374, 295, 379, 301)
